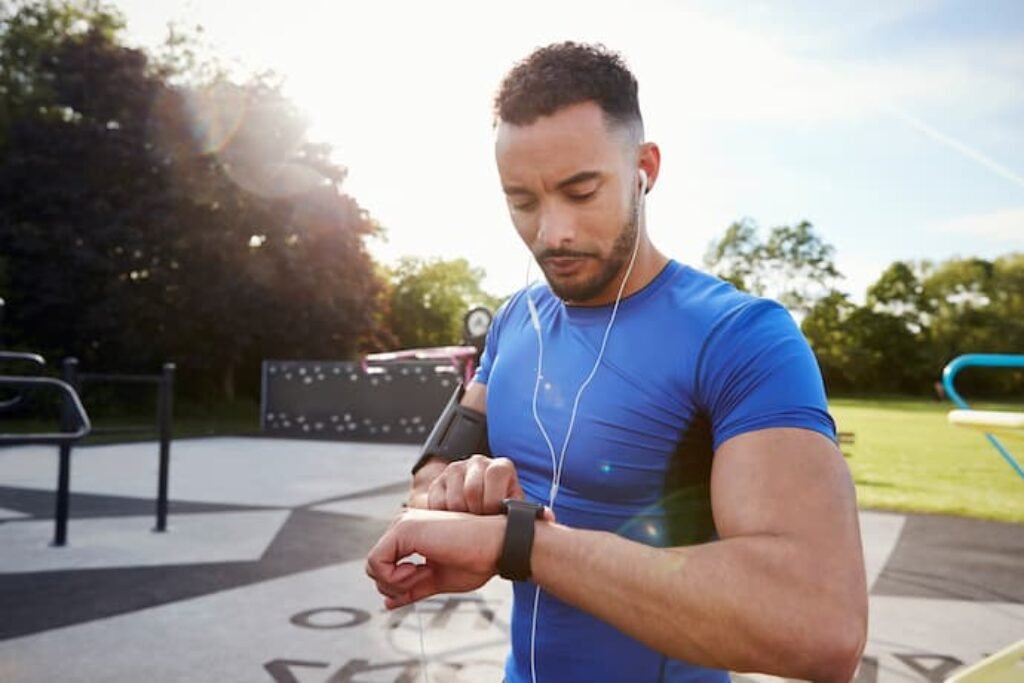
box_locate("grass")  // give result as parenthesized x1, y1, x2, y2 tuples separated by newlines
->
(831, 397, 1024, 523)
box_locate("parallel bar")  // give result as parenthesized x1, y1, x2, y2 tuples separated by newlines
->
(54, 358, 79, 546)
(154, 363, 175, 533)
(0, 351, 46, 412)
(54, 444, 71, 546)
(0, 377, 91, 447)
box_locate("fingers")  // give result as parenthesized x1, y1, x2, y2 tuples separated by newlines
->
(426, 474, 448, 511)
(463, 457, 487, 513)
(482, 457, 521, 514)
(427, 455, 521, 514)
(385, 576, 438, 610)
(444, 468, 468, 512)
(366, 549, 434, 602)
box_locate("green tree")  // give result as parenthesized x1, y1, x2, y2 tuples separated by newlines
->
(866, 261, 931, 332)
(921, 255, 1024, 397)
(0, 1, 389, 400)
(802, 290, 925, 395)
(705, 218, 841, 315)
(385, 257, 501, 348)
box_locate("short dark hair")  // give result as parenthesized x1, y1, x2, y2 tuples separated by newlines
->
(494, 42, 642, 137)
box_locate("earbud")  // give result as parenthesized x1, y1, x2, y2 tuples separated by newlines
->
(638, 168, 648, 196)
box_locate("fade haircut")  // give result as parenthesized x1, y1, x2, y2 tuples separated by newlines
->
(494, 42, 643, 141)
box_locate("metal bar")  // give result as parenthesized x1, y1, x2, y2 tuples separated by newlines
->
(78, 373, 161, 384)
(941, 353, 1024, 481)
(54, 358, 79, 546)
(0, 376, 91, 446)
(54, 443, 71, 546)
(0, 351, 46, 366)
(0, 351, 46, 412)
(154, 362, 175, 532)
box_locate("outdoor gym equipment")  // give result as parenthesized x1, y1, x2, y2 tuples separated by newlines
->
(939, 356, 1023, 683)
(942, 354, 1024, 481)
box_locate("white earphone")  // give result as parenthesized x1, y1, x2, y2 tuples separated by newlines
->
(523, 166, 648, 683)
(415, 167, 650, 683)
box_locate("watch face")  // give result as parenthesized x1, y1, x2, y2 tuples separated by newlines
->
(465, 308, 492, 338)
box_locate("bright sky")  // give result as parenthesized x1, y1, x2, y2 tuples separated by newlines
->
(115, 0, 1023, 301)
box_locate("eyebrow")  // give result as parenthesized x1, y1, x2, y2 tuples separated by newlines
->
(502, 170, 603, 196)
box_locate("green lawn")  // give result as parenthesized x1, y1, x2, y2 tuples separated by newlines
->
(831, 397, 1024, 523)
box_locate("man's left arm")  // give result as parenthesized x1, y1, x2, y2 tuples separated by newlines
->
(368, 426, 867, 681)
(528, 426, 867, 681)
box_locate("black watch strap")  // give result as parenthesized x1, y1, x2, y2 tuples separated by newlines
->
(498, 499, 545, 581)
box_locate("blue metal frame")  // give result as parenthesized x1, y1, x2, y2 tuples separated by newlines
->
(942, 353, 1024, 480)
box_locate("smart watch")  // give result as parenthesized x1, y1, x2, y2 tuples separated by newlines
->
(498, 498, 545, 581)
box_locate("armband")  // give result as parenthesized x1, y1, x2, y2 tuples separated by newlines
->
(411, 383, 490, 475)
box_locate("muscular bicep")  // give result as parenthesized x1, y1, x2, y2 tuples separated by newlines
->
(711, 428, 863, 566)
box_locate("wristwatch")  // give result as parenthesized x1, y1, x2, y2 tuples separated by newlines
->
(498, 498, 545, 581)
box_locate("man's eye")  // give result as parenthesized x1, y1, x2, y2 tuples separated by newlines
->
(568, 190, 597, 202)
(512, 200, 537, 211)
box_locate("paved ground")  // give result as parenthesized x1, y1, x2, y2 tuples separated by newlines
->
(0, 437, 1021, 682)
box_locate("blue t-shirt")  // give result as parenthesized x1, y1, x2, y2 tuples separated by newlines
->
(475, 261, 835, 683)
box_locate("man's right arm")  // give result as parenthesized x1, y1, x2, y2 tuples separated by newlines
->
(407, 381, 490, 509)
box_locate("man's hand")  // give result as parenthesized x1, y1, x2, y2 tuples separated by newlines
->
(365, 508, 506, 609)
(410, 454, 524, 514)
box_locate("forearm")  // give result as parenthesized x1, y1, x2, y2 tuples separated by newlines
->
(530, 523, 865, 681)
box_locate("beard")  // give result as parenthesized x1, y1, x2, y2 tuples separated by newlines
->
(536, 194, 639, 303)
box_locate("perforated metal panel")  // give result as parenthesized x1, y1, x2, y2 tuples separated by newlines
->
(260, 360, 457, 443)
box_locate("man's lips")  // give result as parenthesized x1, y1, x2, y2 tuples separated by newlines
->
(542, 255, 590, 276)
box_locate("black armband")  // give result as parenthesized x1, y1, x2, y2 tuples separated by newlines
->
(411, 383, 490, 475)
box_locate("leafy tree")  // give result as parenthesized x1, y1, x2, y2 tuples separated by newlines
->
(920, 255, 1023, 397)
(0, 1, 389, 401)
(802, 290, 925, 394)
(705, 218, 841, 315)
(385, 257, 501, 348)
(866, 261, 931, 332)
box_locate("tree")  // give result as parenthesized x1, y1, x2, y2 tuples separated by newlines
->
(385, 257, 501, 349)
(704, 218, 841, 315)
(801, 290, 925, 395)
(866, 261, 931, 332)
(920, 255, 1024, 397)
(0, 1, 390, 400)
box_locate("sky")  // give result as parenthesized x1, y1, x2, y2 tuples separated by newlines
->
(113, 0, 1023, 301)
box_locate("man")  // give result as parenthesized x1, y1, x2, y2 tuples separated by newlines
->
(367, 42, 867, 682)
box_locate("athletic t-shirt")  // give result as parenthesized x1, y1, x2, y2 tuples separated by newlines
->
(474, 260, 835, 683)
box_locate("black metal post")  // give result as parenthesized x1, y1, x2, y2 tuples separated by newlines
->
(154, 362, 175, 532)
(54, 357, 79, 546)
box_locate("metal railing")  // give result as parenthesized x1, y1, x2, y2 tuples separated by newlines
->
(942, 353, 1024, 481)
(61, 357, 176, 535)
(1, 353, 93, 546)
(0, 353, 175, 545)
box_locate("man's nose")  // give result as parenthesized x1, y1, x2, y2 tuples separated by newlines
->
(536, 202, 576, 250)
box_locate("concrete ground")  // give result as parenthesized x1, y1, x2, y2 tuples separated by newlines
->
(0, 437, 1021, 682)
